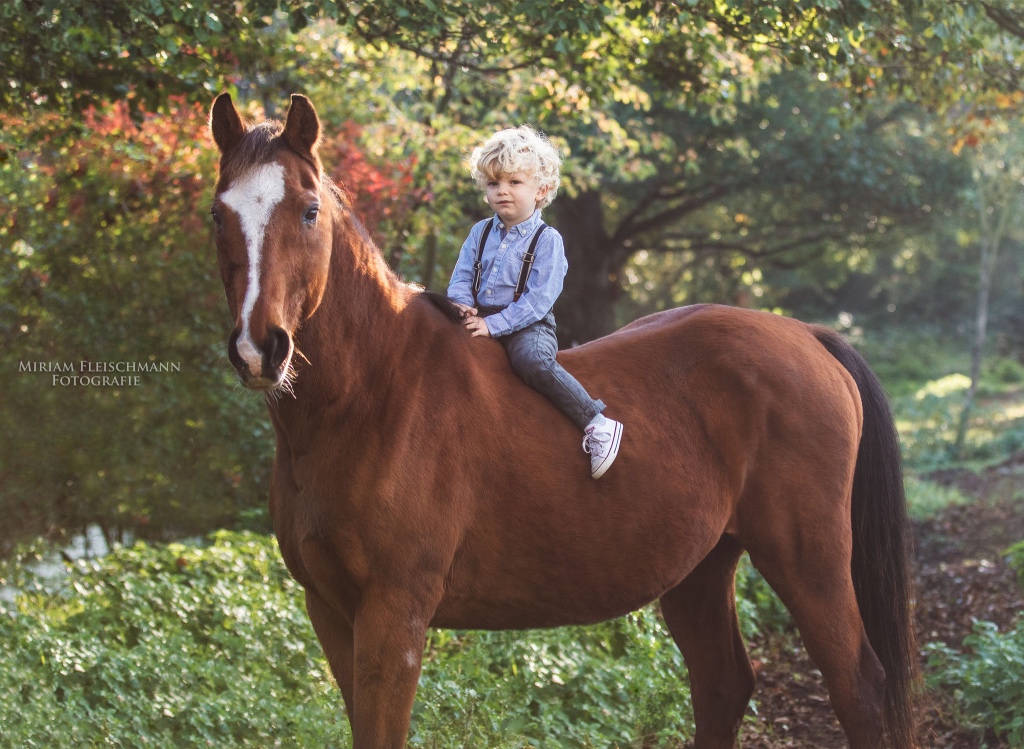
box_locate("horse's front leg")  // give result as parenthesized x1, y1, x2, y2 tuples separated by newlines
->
(350, 586, 437, 749)
(304, 589, 355, 722)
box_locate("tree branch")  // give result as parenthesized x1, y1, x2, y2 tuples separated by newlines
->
(982, 1, 1024, 40)
(610, 183, 737, 247)
(641, 225, 850, 270)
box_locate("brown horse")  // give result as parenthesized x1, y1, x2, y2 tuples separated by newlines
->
(208, 93, 917, 749)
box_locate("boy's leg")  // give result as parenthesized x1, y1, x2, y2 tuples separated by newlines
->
(500, 320, 605, 431)
(501, 320, 623, 478)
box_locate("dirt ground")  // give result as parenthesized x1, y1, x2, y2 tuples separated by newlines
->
(735, 456, 1024, 749)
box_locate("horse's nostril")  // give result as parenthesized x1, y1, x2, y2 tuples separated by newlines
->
(227, 328, 244, 372)
(266, 326, 291, 371)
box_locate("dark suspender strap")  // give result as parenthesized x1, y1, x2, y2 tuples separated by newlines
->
(471, 219, 494, 307)
(513, 223, 547, 302)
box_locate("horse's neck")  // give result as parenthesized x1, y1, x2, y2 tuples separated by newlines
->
(276, 207, 410, 429)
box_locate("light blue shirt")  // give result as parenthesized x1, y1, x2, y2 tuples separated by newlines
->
(447, 209, 568, 337)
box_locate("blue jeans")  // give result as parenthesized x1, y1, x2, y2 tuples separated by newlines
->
(484, 307, 605, 430)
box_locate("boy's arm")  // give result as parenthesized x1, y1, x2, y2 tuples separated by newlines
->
(483, 228, 568, 337)
(447, 220, 487, 307)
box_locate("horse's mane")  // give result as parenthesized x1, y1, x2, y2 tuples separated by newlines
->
(421, 290, 464, 324)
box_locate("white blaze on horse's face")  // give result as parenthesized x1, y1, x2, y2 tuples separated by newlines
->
(220, 162, 287, 377)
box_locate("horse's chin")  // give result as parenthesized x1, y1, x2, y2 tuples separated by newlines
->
(241, 376, 284, 392)
(237, 362, 290, 392)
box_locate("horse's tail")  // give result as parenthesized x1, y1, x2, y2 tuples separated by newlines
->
(813, 326, 918, 749)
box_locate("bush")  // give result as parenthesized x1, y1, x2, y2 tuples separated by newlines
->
(412, 610, 695, 749)
(1008, 540, 1024, 590)
(735, 555, 791, 639)
(894, 385, 965, 470)
(894, 373, 1024, 471)
(853, 326, 969, 398)
(0, 532, 346, 749)
(924, 543, 1024, 746)
(926, 620, 1024, 747)
(981, 357, 1024, 390)
(0, 533, 703, 748)
(903, 475, 970, 520)
(0, 531, 817, 748)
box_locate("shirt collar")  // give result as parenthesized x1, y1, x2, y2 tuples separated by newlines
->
(495, 208, 543, 236)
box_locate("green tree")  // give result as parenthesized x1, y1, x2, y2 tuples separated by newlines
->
(0, 94, 421, 548)
(543, 73, 967, 341)
(953, 112, 1024, 454)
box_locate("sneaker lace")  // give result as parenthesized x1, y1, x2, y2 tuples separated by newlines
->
(582, 428, 610, 457)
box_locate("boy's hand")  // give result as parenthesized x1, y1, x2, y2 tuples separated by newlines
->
(452, 302, 478, 319)
(463, 315, 491, 338)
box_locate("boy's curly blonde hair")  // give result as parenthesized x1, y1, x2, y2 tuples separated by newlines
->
(469, 125, 562, 209)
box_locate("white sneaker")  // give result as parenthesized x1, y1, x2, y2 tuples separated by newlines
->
(582, 416, 623, 479)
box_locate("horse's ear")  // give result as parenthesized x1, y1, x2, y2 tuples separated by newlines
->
(283, 94, 320, 157)
(210, 93, 245, 155)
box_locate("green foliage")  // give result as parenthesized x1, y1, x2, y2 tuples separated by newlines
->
(0, 0, 262, 117)
(1007, 539, 1024, 590)
(850, 325, 971, 397)
(0, 533, 809, 748)
(903, 475, 970, 520)
(0, 532, 347, 748)
(7, 0, 1021, 118)
(877, 337, 1024, 471)
(412, 610, 694, 749)
(896, 383, 1024, 471)
(0, 532, 699, 748)
(613, 73, 968, 329)
(981, 357, 1024, 390)
(926, 620, 1024, 747)
(735, 555, 792, 639)
(0, 101, 274, 547)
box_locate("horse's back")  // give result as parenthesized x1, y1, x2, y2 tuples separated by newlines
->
(560, 303, 848, 404)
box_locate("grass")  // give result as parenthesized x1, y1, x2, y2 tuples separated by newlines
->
(903, 475, 971, 521)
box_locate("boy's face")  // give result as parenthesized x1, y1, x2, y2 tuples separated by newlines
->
(484, 171, 548, 228)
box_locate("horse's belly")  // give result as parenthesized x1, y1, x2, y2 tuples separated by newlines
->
(428, 590, 659, 630)
(428, 521, 716, 630)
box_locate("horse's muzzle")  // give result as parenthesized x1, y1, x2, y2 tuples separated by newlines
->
(227, 325, 292, 390)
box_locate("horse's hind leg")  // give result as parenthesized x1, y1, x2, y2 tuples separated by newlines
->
(660, 535, 754, 749)
(747, 534, 885, 749)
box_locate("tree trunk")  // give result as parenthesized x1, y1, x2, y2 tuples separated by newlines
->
(955, 177, 1016, 456)
(955, 243, 994, 456)
(419, 231, 439, 290)
(551, 190, 621, 347)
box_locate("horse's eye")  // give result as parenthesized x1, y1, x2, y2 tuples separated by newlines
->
(210, 207, 223, 228)
(303, 206, 319, 224)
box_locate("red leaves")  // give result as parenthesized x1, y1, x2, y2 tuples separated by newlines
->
(321, 122, 423, 243)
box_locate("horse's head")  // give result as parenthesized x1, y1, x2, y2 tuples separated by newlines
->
(209, 93, 332, 391)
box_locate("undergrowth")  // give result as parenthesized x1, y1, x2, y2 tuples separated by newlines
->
(0, 532, 802, 749)
(925, 542, 1024, 748)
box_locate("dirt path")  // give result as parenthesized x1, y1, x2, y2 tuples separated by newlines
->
(735, 460, 1024, 748)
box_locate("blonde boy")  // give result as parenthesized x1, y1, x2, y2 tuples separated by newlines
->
(447, 126, 623, 478)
